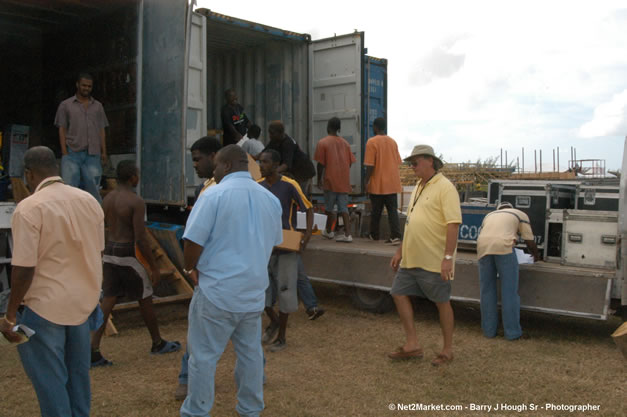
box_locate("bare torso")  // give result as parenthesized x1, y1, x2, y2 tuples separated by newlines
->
(102, 186, 144, 243)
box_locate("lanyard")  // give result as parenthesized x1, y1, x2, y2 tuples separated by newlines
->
(37, 179, 64, 192)
(409, 173, 436, 215)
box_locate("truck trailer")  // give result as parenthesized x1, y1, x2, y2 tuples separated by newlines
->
(1, 0, 387, 213)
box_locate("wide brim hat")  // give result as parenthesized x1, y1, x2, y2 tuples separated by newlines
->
(404, 144, 444, 167)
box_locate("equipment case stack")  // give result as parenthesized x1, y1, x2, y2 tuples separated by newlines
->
(487, 180, 577, 251)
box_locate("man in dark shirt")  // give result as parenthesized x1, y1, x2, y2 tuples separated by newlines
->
(263, 120, 315, 195)
(221, 89, 249, 146)
(257, 149, 313, 352)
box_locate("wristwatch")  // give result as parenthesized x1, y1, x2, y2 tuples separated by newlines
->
(444, 255, 453, 260)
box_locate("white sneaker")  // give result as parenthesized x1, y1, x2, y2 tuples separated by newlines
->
(322, 230, 335, 239)
(336, 234, 353, 243)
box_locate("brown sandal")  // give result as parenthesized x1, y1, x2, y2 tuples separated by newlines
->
(431, 353, 453, 366)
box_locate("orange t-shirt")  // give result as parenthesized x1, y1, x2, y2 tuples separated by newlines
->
(314, 135, 356, 193)
(363, 135, 402, 194)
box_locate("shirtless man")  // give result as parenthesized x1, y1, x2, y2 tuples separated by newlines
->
(91, 160, 180, 366)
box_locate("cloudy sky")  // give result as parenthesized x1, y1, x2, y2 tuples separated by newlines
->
(196, 0, 627, 171)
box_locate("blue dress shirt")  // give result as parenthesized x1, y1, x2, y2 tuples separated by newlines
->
(183, 171, 283, 312)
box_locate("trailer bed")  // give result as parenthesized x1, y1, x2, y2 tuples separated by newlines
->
(301, 236, 614, 320)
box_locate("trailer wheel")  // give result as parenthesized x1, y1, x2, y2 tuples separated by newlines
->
(350, 287, 394, 313)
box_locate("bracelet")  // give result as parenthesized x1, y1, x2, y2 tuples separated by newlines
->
(183, 268, 195, 275)
(2, 316, 16, 327)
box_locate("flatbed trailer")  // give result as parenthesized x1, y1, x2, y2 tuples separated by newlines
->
(302, 236, 616, 320)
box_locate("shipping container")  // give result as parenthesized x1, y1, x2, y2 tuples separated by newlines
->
(193, 9, 388, 199)
(0, 1, 387, 208)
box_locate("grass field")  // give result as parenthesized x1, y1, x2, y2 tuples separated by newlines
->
(1, 283, 625, 417)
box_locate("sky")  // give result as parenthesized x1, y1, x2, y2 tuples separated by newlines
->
(196, 0, 627, 172)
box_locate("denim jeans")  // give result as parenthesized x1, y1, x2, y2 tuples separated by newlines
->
(179, 349, 190, 385)
(17, 306, 91, 417)
(61, 148, 102, 203)
(478, 251, 522, 340)
(369, 193, 401, 240)
(179, 346, 267, 386)
(181, 288, 264, 417)
(296, 255, 317, 311)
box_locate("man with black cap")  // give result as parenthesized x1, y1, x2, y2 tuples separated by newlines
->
(476, 202, 540, 341)
(388, 145, 461, 366)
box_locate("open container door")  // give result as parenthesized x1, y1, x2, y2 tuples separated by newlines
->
(140, 0, 188, 204)
(618, 136, 627, 311)
(184, 10, 208, 198)
(363, 56, 387, 143)
(309, 32, 365, 193)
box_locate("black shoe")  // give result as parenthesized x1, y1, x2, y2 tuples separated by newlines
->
(509, 333, 530, 341)
(307, 307, 325, 321)
(267, 338, 287, 352)
(91, 350, 113, 367)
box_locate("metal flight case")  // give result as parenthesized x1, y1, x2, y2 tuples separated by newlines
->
(575, 184, 620, 211)
(487, 180, 577, 251)
(561, 210, 618, 269)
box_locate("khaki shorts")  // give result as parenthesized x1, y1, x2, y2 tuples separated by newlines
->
(390, 267, 451, 303)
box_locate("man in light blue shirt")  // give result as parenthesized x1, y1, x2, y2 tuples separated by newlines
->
(180, 145, 282, 417)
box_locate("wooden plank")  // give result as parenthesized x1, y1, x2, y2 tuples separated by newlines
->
(136, 229, 194, 294)
(112, 293, 192, 312)
(147, 223, 185, 273)
(146, 230, 194, 294)
(104, 315, 117, 336)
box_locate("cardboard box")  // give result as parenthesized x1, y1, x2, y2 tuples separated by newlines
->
(276, 229, 303, 252)
(611, 321, 627, 360)
(247, 154, 261, 181)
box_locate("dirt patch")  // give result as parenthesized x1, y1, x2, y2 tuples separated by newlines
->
(1, 284, 625, 416)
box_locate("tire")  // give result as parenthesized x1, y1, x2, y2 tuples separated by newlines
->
(350, 287, 394, 314)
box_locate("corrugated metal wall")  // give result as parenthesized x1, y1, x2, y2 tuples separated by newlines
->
(206, 39, 310, 151)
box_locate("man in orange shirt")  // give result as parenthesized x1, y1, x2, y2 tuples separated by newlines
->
(314, 117, 356, 242)
(363, 117, 403, 244)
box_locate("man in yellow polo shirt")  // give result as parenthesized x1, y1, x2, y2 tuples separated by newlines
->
(389, 145, 461, 366)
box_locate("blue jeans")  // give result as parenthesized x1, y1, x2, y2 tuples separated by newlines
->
(17, 306, 91, 417)
(297, 255, 317, 311)
(61, 148, 102, 203)
(179, 349, 190, 385)
(179, 347, 267, 386)
(181, 289, 264, 417)
(478, 251, 522, 340)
